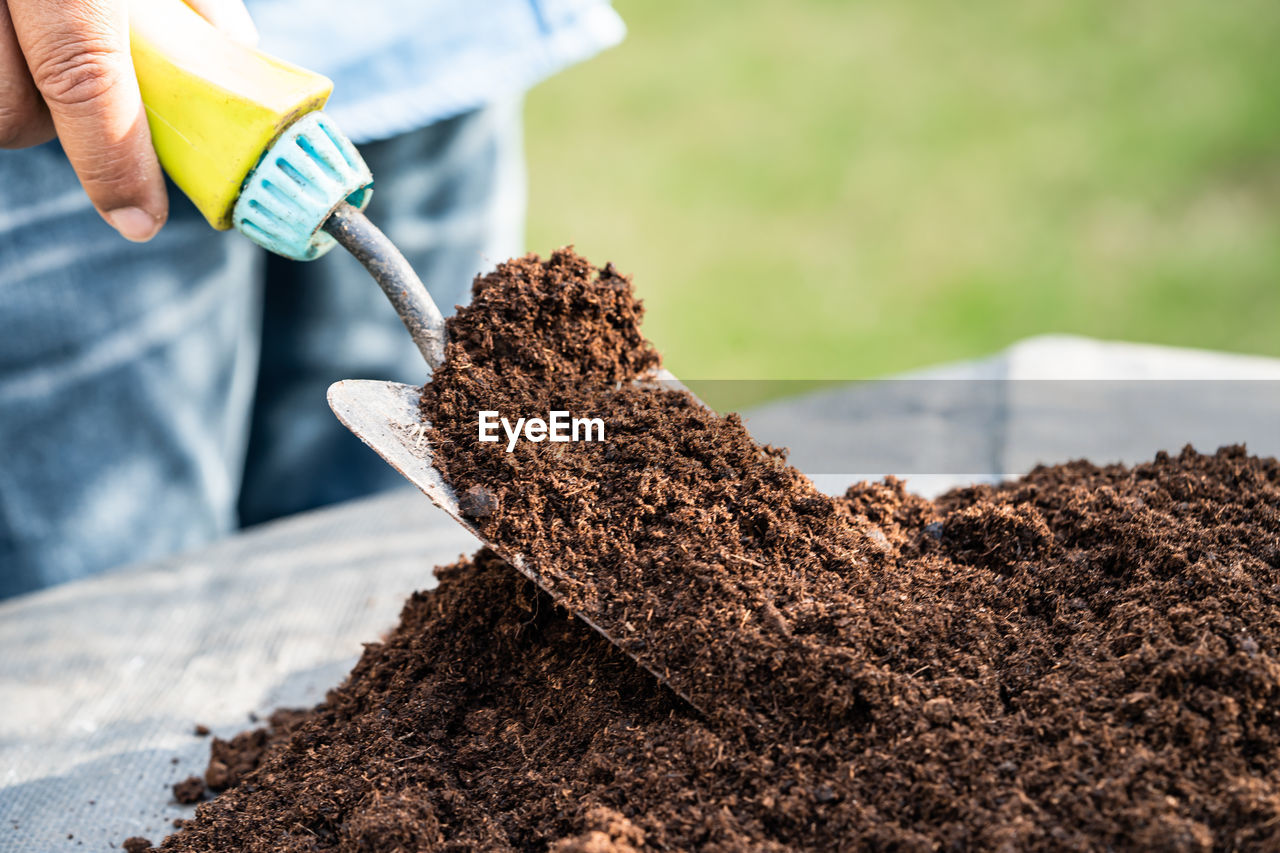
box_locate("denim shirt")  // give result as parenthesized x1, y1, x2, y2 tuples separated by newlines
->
(244, 0, 625, 143)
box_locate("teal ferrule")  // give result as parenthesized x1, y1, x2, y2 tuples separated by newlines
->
(232, 112, 373, 261)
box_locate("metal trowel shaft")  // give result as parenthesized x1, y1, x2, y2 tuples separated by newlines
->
(323, 202, 448, 370)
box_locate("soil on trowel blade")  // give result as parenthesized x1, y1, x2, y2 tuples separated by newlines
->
(148, 250, 1280, 851)
(420, 248, 885, 738)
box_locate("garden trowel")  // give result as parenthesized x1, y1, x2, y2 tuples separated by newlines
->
(134, 0, 698, 709)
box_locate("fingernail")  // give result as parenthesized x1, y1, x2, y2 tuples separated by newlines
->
(105, 207, 162, 243)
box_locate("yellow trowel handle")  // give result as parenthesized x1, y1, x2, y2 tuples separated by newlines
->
(127, 0, 445, 367)
(129, 0, 333, 231)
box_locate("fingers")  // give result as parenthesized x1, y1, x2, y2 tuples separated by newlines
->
(9, 0, 166, 241)
(185, 0, 259, 46)
(0, 1, 52, 148)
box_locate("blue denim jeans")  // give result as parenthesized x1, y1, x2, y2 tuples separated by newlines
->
(0, 101, 524, 599)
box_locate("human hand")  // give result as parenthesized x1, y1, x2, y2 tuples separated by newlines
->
(0, 0, 257, 242)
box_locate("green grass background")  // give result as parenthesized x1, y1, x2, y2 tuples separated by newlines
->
(523, 0, 1280, 387)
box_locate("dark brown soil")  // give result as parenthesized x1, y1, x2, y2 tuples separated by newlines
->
(171, 776, 205, 806)
(202, 708, 309, 792)
(148, 250, 1280, 851)
(420, 249, 886, 737)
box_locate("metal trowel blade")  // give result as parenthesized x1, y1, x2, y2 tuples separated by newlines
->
(326, 378, 699, 709)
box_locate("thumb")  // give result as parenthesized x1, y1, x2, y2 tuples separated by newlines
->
(10, 0, 167, 241)
(183, 0, 259, 47)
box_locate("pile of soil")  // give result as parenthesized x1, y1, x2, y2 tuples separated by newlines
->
(419, 250, 883, 737)
(147, 250, 1280, 851)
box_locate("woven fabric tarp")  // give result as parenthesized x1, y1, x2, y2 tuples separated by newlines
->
(1, 494, 477, 849)
(4, 335, 1279, 851)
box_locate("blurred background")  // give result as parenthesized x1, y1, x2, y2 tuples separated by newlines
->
(522, 0, 1280, 393)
